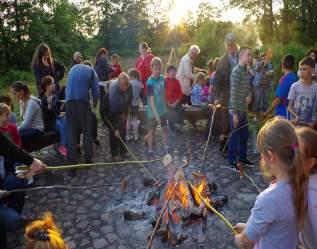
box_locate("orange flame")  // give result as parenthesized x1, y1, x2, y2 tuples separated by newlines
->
(193, 177, 211, 206)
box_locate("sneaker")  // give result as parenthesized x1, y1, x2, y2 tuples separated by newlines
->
(126, 135, 132, 141)
(147, 150, 155, 160)
(227, 162, 240, 173)
(57, 146, 68, 157)
(239, 158, 255, 168)
(134, 135, 139, 141)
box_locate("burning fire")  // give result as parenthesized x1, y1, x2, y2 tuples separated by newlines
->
(164, 180, 190, 208)
(193, 177, 211, 206)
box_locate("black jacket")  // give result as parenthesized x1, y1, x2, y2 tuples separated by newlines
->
(214, 53, 238, 99)
(0, 132, 33, 165)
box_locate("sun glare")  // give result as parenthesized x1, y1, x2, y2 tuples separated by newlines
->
(167, 0, 246, 27)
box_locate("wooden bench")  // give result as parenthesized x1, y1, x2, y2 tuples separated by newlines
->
(22, 131, 60, 153)
(138, 105, 209, 130)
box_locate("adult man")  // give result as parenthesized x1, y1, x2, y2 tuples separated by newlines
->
(0, 132, 46, 249)
(101, 73, 132, 161)
(176, 45, 200, 105)
(213, 33, 239, 145)
(70, 51, 83, 68)
(65, 64, 99, 164)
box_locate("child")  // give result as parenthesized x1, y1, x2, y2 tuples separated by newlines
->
(191, 72, 206, 106)
(296, 127, 317, 249)
(0, 95, 17, 125)
(252, 53, 274, 118)
(25, 212, 68, 249)
(0, 103, 21, 146)
(165, 65, 184, 134)
(288, 56, 317, 127)
(127, 68, 143, 141)
(263, 54, 297, 118)
(208, 58, 220, 103)
(109, 53, 122, 80)
(0, 103, 22, 175)
(145, 57, 168, 159)
(228, 47, 254, 171)
(234, 117, 308, 249)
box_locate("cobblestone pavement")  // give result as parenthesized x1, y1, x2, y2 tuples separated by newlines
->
(8, 121, 267, 249)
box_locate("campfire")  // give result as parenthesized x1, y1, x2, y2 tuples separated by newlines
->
(147, 162, 227, 246)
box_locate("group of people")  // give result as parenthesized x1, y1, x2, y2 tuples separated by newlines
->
(0, 32, 317, 249)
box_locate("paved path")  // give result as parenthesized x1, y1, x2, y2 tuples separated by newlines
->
(8, 122, 266, 249)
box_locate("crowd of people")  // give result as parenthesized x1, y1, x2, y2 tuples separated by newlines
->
(0, 32, 317, 249)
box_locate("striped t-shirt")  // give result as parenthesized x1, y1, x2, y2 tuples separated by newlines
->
(230, 64, 251, 113)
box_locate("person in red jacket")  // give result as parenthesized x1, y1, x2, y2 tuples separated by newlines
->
(135, 42, 154, 105)
(0, 103, 22, 176)
(0, 103, 21, 147)
(165, 65, 184, 134)
(109, 53, 122, 79)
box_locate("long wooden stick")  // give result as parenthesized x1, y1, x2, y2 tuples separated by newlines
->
(188, 182, 238, 235)
(16, 158, 162, 171)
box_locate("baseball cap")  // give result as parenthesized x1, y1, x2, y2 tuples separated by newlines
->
(224, 33, 237, 44)
(73, 51, 83, 60)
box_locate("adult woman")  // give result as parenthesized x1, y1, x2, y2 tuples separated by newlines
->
(135, 42, 154, 105)
(31, 43, 65, 95)
(39, 76, 67, 157)
(11, 82, 44, 144)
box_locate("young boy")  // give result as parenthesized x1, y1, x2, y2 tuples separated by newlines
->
(228, 47, 254, 172)
(288, 56, 317, 127)
(263, 54, 297, 118)
(145, 57, 168, 159)
(126, 68, 143, 141)
(165, 65, 183, 135)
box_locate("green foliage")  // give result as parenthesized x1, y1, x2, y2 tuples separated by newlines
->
(0, 70, 34, 87)
(262, 42, 308, 82)
(178, 20, 259, 68)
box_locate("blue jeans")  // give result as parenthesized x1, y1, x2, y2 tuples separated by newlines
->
(56, 116, 67, 146)
(228, 111, 249, 164)
(19, 128, 43, 143)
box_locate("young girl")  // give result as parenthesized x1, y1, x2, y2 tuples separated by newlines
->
(109, 53, 122, 79)
(0, 95, 17, 125)
(191, 72, 206, 106)
(0, 103, 22, 176)
(39, 75, 67, 157)
(234, 117, 308, 249)
(11, 81, 44, 144)
(31, 43, 65, 95)
(296, 127, 317, 249)
(25, 212, 68, 249)
(126, 68, 143, 141)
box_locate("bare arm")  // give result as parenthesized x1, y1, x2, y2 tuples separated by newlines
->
(287, 100, 298, 123)
(149, 96, 160, 122)
(264, 97, 281, 116)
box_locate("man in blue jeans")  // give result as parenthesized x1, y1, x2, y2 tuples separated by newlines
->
(228, 47, 255, 172)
